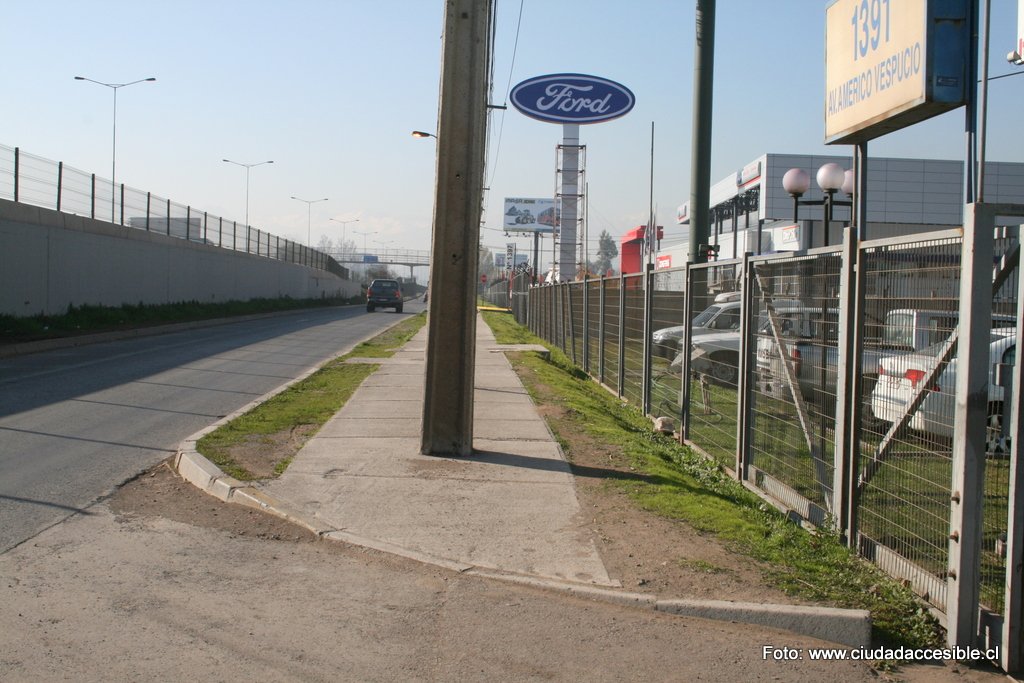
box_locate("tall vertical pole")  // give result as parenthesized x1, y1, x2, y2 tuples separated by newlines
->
(422, 0, 492, 457)
(964, 0, 979, 205)
(111, 87, 118, 223)
(559, 124, 580, 281)
(688, 0, 715, 265)
(977, 0, 991, 201)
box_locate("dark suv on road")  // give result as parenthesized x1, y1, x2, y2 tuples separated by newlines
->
(366, 279, 403, 313)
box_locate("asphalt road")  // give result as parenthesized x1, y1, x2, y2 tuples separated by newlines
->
(0, 302, 425, 554)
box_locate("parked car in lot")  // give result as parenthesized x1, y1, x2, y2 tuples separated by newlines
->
(754, 308, 996, 405)
(870, 328, 1016, 450)
(366, 278, 404, 313)
(677, 302, 820, 385)
(651, 295, 800, 360)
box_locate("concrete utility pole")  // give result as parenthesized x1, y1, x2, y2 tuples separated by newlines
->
(421, 0, 492, 456)
(688, 0, 715, 264)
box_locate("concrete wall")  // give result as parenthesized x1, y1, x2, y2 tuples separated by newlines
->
(0, 199, 360, 318)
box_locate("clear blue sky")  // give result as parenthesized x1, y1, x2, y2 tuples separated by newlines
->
(3, 0, 1023, 260)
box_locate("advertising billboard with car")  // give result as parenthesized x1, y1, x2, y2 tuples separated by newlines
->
(503, 198, 556, 233)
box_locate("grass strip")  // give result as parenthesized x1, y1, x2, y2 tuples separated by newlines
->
(196, 312, 427, 480)
(481, 310, 943, 649)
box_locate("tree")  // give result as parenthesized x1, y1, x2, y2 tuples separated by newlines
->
(594, 230, 618, 276)
(366, 264, 395, 282)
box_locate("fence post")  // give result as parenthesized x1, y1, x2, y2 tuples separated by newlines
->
(186, 206, 191, 241)
(599, 275, 606, 386)
(233, 222, 237, 251)
(680, 263, 694, 441)
(946, 203, 995, 650)
(13, 147, 19, 202)
(617, 272, 626, 399)
(56, 161, 63, 212)
(834, 227, 862, 543)
(736, 253, 755, 480)
(642, 264, 655, 416)
(582, 275, 590, 374)
(90, 174, 96, 219)
(120, 184, 125, 226)
(165, 199, 171, 236)
(145, 192, 151, 231)
(203, 211, 208, 243)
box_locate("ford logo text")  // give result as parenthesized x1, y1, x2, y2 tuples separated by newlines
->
(510, 73, 635, 125)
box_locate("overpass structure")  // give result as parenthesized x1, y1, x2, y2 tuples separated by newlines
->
(332, 249, 430, 281)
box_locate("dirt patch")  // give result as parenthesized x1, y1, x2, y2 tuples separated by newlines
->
(108, 460, 317, 543)
(219, 424, 319, 479)
(517, 364, 803, 605)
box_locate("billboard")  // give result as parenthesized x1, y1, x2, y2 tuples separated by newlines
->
(824, 0, 968, 144)
(503, 197, 556, 234)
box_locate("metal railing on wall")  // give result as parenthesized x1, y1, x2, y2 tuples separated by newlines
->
(0, 144, 347, 279)
(520, 214, 1024, 669)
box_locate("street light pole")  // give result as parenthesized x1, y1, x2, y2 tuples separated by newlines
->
(291, 196, 329, 247)
(74, 75, 156, 223)
(223, 159, 273, 227)
(329, 218, 360, 257)
(354, 229, 376, 254)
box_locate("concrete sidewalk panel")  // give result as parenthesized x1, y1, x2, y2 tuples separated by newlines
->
(474, 418, 554, 441)
(317, 418, 423, 438)
(473, 402, 546, 421)
(342, 400, 422, 419)
(474, 387, 529, 402)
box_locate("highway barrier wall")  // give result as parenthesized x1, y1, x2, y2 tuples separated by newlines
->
(0, 199, 360, 317)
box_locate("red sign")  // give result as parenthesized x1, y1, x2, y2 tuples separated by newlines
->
(480, 274, 487, 283)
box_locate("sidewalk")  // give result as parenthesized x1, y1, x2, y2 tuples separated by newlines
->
(261, 318, 617, 587)
(174, 312, 870, 647)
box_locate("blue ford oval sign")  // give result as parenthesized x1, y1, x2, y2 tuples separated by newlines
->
(510, 73, 635, 125)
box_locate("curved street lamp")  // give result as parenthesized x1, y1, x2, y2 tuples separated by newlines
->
(74, 75, 157, 223)
(223, 159, 273, 227)
(411, 130, 437, 139)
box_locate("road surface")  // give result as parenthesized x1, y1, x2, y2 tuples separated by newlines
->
(0, 302, 424, 553)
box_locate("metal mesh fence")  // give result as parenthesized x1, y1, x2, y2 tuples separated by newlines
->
(0, 143, 340, 275)
(622, 274, 645, 406)
(854, 234, 964, 610)
(649, 268, 686, 421)
(684, 261, 744, 471)
(522, 219, 1022, 638)
(746, 251, 842, 517)
(604, 277, 622, 394)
